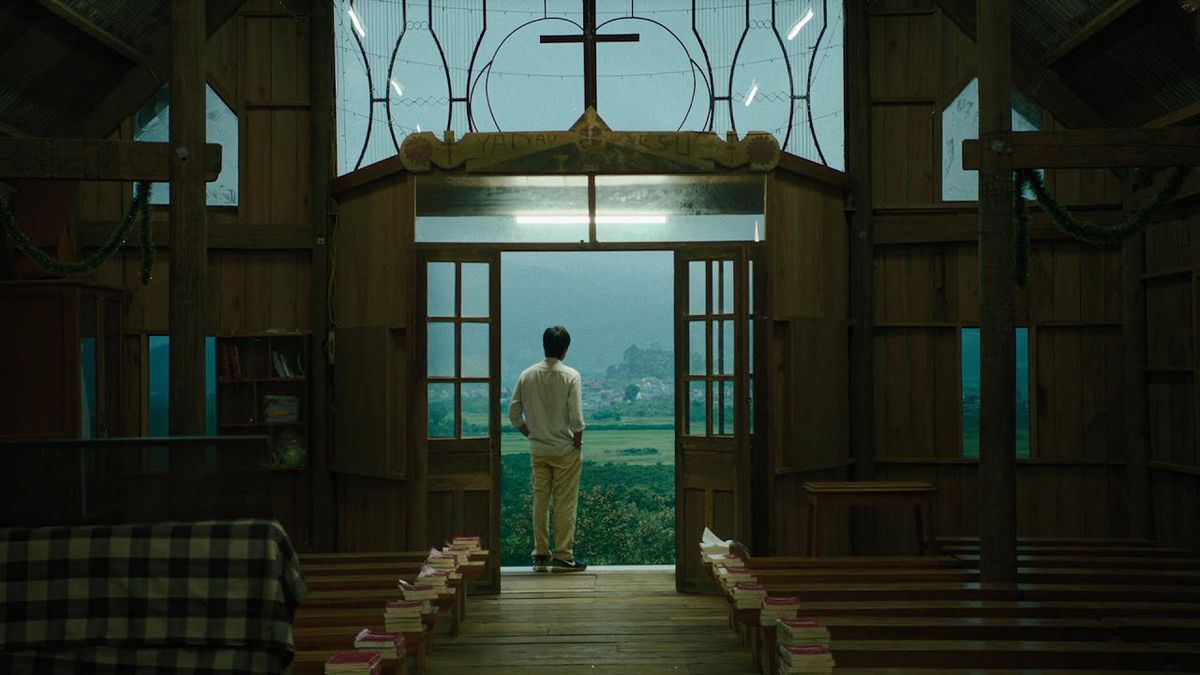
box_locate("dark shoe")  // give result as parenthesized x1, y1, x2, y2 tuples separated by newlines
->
(532, 554, 550, 572)
(550, 557, 587, 573)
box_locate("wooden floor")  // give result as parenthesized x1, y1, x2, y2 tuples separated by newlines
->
(425, 569, 757, 674)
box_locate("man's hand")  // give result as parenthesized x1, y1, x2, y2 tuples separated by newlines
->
(572, 431, 583, 450)
(518, 424, 530, 438)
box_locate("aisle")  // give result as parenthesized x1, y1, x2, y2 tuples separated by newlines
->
(427, 568, 758, 674)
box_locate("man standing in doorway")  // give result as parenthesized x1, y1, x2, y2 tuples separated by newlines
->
(508, 326, 588, 572)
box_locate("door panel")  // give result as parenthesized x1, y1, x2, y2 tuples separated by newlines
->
(675, 249, 758, 592)
(419, 252, 501, 592)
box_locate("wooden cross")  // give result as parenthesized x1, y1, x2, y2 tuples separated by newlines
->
(539, 0, 639, 111)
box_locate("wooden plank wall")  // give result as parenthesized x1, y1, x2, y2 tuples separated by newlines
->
(866, 0, 1127, 553)
(1143, 198, 1200, 551)
(77, 0, 315, 548)
(765, 173, 851, 555)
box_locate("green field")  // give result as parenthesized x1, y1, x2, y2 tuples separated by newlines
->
(500, 427, 676, 465)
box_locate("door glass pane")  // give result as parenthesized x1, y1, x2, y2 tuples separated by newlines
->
(749, 320, 755, 376)
(748, 260, 755, 316)
(427, 322, 456, 376)
(720, 380, 735, 436)
(428, 383, 455, 438)
(427, 262, 456, 317)
(688, 380, 707, 436)
(688, 260, 706, 316)
(748, 376, 755, 434)
(461, 263, 490, 317)
(461, 322, 490, 378)
(688, 321, 707, 375)
(716, 319, 734, 375)
(720, 260, 734, 315)
(461, 382, 490, 437)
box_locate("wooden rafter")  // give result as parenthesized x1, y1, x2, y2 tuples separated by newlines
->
(962, 127, 1200, 170)
(0, 137, 222, 181)
(37, 0, 146, 65)
(1042, 0, 1142, 66)
(932, 0, 1108, 129)
(1144, 100, 1200, 128)
(73, 0, 246, 139)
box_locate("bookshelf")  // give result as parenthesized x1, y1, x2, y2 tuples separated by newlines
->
(216, 334, 308, 468)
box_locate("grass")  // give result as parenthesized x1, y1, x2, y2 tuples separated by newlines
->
(501, 428, 676, 465)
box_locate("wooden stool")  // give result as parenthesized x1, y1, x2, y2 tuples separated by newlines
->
(803, 481, 937, 555)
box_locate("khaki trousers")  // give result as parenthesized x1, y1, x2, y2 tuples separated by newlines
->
(530, 449, 582, 561)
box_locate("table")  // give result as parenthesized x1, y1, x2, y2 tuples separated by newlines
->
(803, 481, 937, 556)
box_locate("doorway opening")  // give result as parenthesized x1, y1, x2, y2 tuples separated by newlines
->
(499, 251, 676, 568)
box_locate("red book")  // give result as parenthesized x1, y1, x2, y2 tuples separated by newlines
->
(734, 583, 767, 591)
(782, 645, 830, 655)
(325, 651, 381, 672)
(764, 596, 802, 605)
(398, 580, 435, 591)
(385, 600, 423, 610)
(452, 535, 480, 542)
(781, 618, 823, 628)
(354, 629, 404, 645)
(723, 566, 752, 574)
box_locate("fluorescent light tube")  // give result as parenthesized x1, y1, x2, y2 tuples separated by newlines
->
(514, 214, 668, 225)
(788, 8, 815, 40)
(744, 81, 759, 107)
(596, 215, 667, 225)
(389, 77, 403, 97)
(515, 215, 590, 225)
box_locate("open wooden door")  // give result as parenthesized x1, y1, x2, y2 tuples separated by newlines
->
(675, 248, 760, 592)
(418, 252, 502, 592)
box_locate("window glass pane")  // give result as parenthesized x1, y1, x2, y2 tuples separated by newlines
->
(417, 177, 589, 243)
(715, 319, 734, 375)
(749, 320, 755, 376)
(942, 78, 1042, 201)
(689, 321, 707, 375)
(427, 322, 456, 377)
(428, 382, 455, 438)
(717, 380, 734, 436)
(688, 380, 707, 436)
(961, 327, 1031, 459)
(80, 338, 96, 439)
(147, 336, 218, 468)
(461, 382, 490, 438)
(689, 260, 706, 315)
(427, 262, 456, 317)
(748, 376, 755, 435)
(461, 263, 490, 317)
(720, 260, 734, 314)
(748, 260, 756, 316)
(595, 176, 764, 243)
(133, 84, 238, 206)
(461, 323, 490, 378)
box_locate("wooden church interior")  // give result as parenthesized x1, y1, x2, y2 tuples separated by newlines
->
(1, 0, 1199, 672)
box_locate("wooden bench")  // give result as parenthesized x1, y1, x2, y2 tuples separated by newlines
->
(803, 481, 937, 556)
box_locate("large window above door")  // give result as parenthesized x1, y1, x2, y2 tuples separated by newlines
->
(334, 0, 845, 175)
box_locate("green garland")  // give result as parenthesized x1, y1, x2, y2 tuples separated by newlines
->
(0, 181, 155, 284)
(1012, 166, 1189, 287)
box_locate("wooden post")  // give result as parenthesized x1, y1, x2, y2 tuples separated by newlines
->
(977, 0, 1018, 583)
(168, 0, 207, 439)
(308, 0, 337, 552)
(845, 0, 876, 554)
(1121, 220, 1153, 540)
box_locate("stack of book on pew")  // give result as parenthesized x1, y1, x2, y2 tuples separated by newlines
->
(425, 548, 458, 571)
(717, 565, 756, 590)
(450, 535, 482, 552)
(324, 651, 381, 674)
(383, 599, 424, 633)
(700, 527, 733, 556)
(732, 582, 768, 609)
(418, 564, 451, 592)
(704, 552, 744, 569)
(777, 644, 834, 674)
(777, 618, 831, 648)
(398, 579, 438, 612)
(353, 628, 406, 661)
(761, 596, 802, 623)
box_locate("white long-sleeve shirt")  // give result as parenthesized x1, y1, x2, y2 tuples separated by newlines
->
(508, 358, 585, 456)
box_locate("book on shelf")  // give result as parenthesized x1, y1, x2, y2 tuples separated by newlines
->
(761, 595, 802, 623)
(272, 350, 293, 379)
(324, 651, 381, 674)
(263, 394, 300, 423)
(353, 628, 405, 660)
(220, 344, 243, 381)
(777, 644, 834, 674)
(732, 582, 768, 609)
(777, 617, 831, 648)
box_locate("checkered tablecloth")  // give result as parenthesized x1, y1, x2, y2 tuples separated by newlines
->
(0, 519, 308, 674)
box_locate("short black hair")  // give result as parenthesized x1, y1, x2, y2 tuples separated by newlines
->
(543, 326, 571, 359)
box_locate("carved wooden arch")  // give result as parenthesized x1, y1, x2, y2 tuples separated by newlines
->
(397, 107, 781, 175)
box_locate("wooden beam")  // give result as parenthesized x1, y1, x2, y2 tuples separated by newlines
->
(0, 138, 221, 181)
(74, 0, 246, 140)
(844, 0, 876, 555)
(873, 204, 1123, 244)
(933, 0, 1108, 129)
(963, 127, 1200, 170)
(1144, 100, 1200, 128)
(168, 0, 207, 440)
(0, 120, 32, 138)
(38, 0, 146, 65)
(77, 220, 310, 250)
(309, 0, 337, 552)
(977, 0, 1018, 584)
(1042, 0, 1142, 66)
